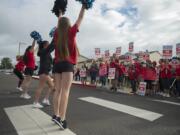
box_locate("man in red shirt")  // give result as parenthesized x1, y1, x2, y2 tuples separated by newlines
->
(118, 62, 125, 89)
(159, 60, 172, 97)
(128, 64, 138, 93)
(109, 58, 119, 91)
(175, 63, 180, 96)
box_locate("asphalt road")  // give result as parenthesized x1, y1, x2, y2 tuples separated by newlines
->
(0, 72, 180, 135)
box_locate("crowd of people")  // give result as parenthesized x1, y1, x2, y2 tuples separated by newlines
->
(74, 57, 180, 97)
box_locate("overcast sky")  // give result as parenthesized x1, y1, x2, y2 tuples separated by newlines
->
(0, 0, 180, 63)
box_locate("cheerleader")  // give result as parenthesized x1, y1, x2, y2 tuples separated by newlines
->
(33, 41, 54, 108)
(21, 40, 36, 99)
(13, 55, 25, 91)
(51, 2, 86, 129)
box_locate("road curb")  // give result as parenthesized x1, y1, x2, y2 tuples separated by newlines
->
(32, 76, 96, 88)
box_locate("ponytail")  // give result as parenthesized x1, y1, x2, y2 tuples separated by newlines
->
(23, 46, 31, 64)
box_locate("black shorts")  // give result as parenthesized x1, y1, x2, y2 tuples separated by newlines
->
(24, 68, 34, 76)
(54, 61, 74, 74)
(38, 68, 51, 75)
(13, 69, 24, 80)
(52, 66, 55, 74)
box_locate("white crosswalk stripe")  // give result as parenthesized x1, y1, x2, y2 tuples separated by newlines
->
(4, 105, 76, 135)
(152, 99, 180, 106)
(79, 97, 163, 122)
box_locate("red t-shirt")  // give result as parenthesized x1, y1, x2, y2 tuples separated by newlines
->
(25, 51, 35, 69)
(159, 65, 172, 78)
(110, 61, 119, 69)
(54, 24, 79, 65)
(118, 64, 125, 76)
(128, 67, 137, 80)
(15, 60, 25, 72)
(139, 66, 146, 80)
(176, 65, 180, 76)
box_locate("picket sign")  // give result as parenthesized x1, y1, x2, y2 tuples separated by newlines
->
(108, 68, 116, 79)
(95, 48, 101, 59)
(137, 82, 147, 96)
(176, 43, 180, 56)
(116, 47, 121, 57)
(80, 69, 86, 77)
(99, 65, 107, 76)
(163, 45, 173, 59)
(105, 50, 110, 59)
(129, 42, 134, 52)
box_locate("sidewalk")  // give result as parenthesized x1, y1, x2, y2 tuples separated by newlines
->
(32, 75, 131, 94)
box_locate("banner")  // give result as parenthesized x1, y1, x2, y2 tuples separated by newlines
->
(99, 65, 107, 76)
(108, 68, 116, 79)
(95, 48, 101, 58)
(176, 43, 180, 56)
(116, 47, 121, 57)
(105, 50, 110, 59)
(129, 42, 134, 52)
(80, 69, 86, 77)
(163, 45, 173, 59)
(137, 82, 147, 96)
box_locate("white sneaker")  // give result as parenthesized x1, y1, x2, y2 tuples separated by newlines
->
(159, 92, 164, 96)
(20, 94, 24, 98)
(23, 93, 31, 99)
(42, 99, 51, 106)
(33, 102, 43, 108)
(166, 94, 170, 97)
(16, 87, 23, 91)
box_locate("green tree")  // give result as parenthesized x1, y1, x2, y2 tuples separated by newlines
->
(0, 57, 13, 69)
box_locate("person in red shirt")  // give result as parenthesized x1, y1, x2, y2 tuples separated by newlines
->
(99, 61, 107, 86)
(118, 62, 125, 89)
(175, 63, 180, 96)
(51, 4, 86, 129)
(128, 64, 138, 93)
(13, 55, 25, 91)
(159, 60, 172, 97)
(109, 57, 119, 91)
(21, 39, 36, 99)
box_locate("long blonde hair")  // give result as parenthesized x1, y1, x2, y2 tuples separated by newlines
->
(57, 17, 71, 60)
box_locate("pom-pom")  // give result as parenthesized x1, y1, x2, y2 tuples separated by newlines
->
(49, 27, 57, 38)
(52, 0, 68, 17)
(76, 0, 95, 9)
(30, 31, 42, 43)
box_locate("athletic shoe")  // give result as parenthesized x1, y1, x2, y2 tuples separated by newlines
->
(52, 115, 57, 122)
(16, 87, 23, 91)
(20, 94, 24, 98)
(23, 93, 31, 99)
(61, 120, 67, 129)
(54, 117, 63, 129)
(42, 99, 51, 106)
(33, 102, 43, 108)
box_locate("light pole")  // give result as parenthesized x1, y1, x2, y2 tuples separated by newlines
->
(18, 42, 27, 55)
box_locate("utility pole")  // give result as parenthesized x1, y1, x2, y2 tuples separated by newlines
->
(18, 42, 27, 55)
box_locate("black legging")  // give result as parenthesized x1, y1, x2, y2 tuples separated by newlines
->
(13, 69, 24, 87)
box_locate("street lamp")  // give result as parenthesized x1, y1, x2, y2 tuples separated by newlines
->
(18, 42, 27, 55)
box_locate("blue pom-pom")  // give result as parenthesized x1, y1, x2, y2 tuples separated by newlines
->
(30, 31, 42, 42)
(49, 27, 56, 38)
(76, 0, 95, 9)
